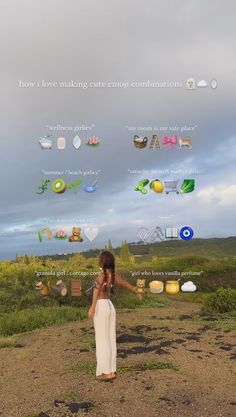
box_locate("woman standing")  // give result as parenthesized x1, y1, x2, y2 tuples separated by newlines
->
(88, 251, 137, 381)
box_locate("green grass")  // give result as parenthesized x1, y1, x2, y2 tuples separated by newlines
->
(0, 293, 166, 337)
(0, 336, 16, 348)
(0, 306, 87, 336)
(61, 391, 82, 401)
(71, 362, 96, 374)
(71, 361, 179, 375)
(83, 340, 95, 351)
(118, 361, 179, 374)
(161, 292, 208, 304)
(194, 313, 236, 331)
(139, 296, 168, 308)
(115, 293, 168, 309)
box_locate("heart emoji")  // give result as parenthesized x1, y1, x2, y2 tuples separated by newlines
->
(84, 227, 99, 242)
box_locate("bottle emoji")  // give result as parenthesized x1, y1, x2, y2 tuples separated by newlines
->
(57, 136, 66, 150)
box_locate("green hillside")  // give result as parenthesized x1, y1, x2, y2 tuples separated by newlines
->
(77, 237, 236, 259)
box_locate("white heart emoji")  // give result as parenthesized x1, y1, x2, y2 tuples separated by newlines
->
(84, 227, 99, 242)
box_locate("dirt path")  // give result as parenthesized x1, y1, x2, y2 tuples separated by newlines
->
(0, 301, 235, 417)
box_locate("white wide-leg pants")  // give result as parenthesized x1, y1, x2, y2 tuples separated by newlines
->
(93, 299, 116, 376)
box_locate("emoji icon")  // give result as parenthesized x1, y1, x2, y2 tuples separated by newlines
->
(84, 226, 99, 242)
(36, 179, 50, 194)
(134, 179, 149, 194)
(52, 280, 68, 296)
(149, 226, 165, 241)
(180, 179, 195, 194)
(83, 180, 98, 193)
(211, 79, 218, 89)
(133, 135, 148, 149)
(162, 135, 177, 148)
(149, 281, 164, 294)
(165, 228, 179, 239)
(51, 178, 67, 194)
(186, 78, 196, 90)
(71, 279, 82, 297)
(36, 280, 52, 295)
(178, 137, 192, 149)
(180, 226, 194, 240)
(57, 136, 66, 150)
(164, 180, 179, 194)
(197, 80, 208, 88)
(38, 135, 53, 149)
(150, 179, 164, 193)
(136, 279, 146, 300)
(149, 134, 160, 149)
(67, 179, 82, 193)
(181, 281, 197, 292)
(68, 227, 83, 242)
(137, 227, 149, 242)
(54, 230, 68, 240)
(38, 228, 53, 242)
(86, 136, 100, 147)
(73, 135, 82, 150)
(165, 280, 180, 295)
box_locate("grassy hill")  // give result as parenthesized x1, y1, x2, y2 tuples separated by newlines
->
(78, 237, 236, 259)
(42, 237, 236, 261)
(131, 237, 236, 258)
(0, 238, 235, 332)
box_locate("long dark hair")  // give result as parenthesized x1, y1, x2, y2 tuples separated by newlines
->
(99, 251, 115, 294)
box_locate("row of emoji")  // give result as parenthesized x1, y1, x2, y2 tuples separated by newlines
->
(137, 279, 197, 297)
(36, 178, 98, 194)
(133, 134, 192, 149)
(134, 178, 195, 194)
(38, 226, 98, 242)
(38, 135, 100, 150)
(36, 278, 197, 299)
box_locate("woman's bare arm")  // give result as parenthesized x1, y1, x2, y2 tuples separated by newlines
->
(115, 273, 137, 293)
(88, 274, 103, 319)
(91, 287, 99, 310)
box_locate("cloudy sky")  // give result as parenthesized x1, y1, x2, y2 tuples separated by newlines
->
(0, 0, 235, 260)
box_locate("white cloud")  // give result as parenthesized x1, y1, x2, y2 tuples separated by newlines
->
(197, 184, 236, 207)
(181, 281, 197, 292)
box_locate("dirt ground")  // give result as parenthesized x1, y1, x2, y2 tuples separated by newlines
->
(0, 300, 235, 417)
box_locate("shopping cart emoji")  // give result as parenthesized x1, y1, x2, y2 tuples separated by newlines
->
(164, 180, 179, 194)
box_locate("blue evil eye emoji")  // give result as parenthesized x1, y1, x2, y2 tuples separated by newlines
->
(180, 227, 194, 241)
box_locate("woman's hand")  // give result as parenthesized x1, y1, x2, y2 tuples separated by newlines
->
(132, 286, 138, 294)
(88, 306, 95, 319)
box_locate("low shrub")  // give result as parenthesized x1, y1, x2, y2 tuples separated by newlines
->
(203, 288, 236, 314)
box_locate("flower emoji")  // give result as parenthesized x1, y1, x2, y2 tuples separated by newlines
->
(87, 136, 100, 147)
(54, 230, 68, 240)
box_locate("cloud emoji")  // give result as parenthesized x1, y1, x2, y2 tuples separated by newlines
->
(197, 80, 208, 88)
(181, 281, 197, 292)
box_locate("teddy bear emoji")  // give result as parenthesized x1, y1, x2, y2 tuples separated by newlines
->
(136, 278, 146, 301)
(69, 227, 83, 242)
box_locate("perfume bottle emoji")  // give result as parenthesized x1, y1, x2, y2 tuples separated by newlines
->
(57, 135, 66, 150)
